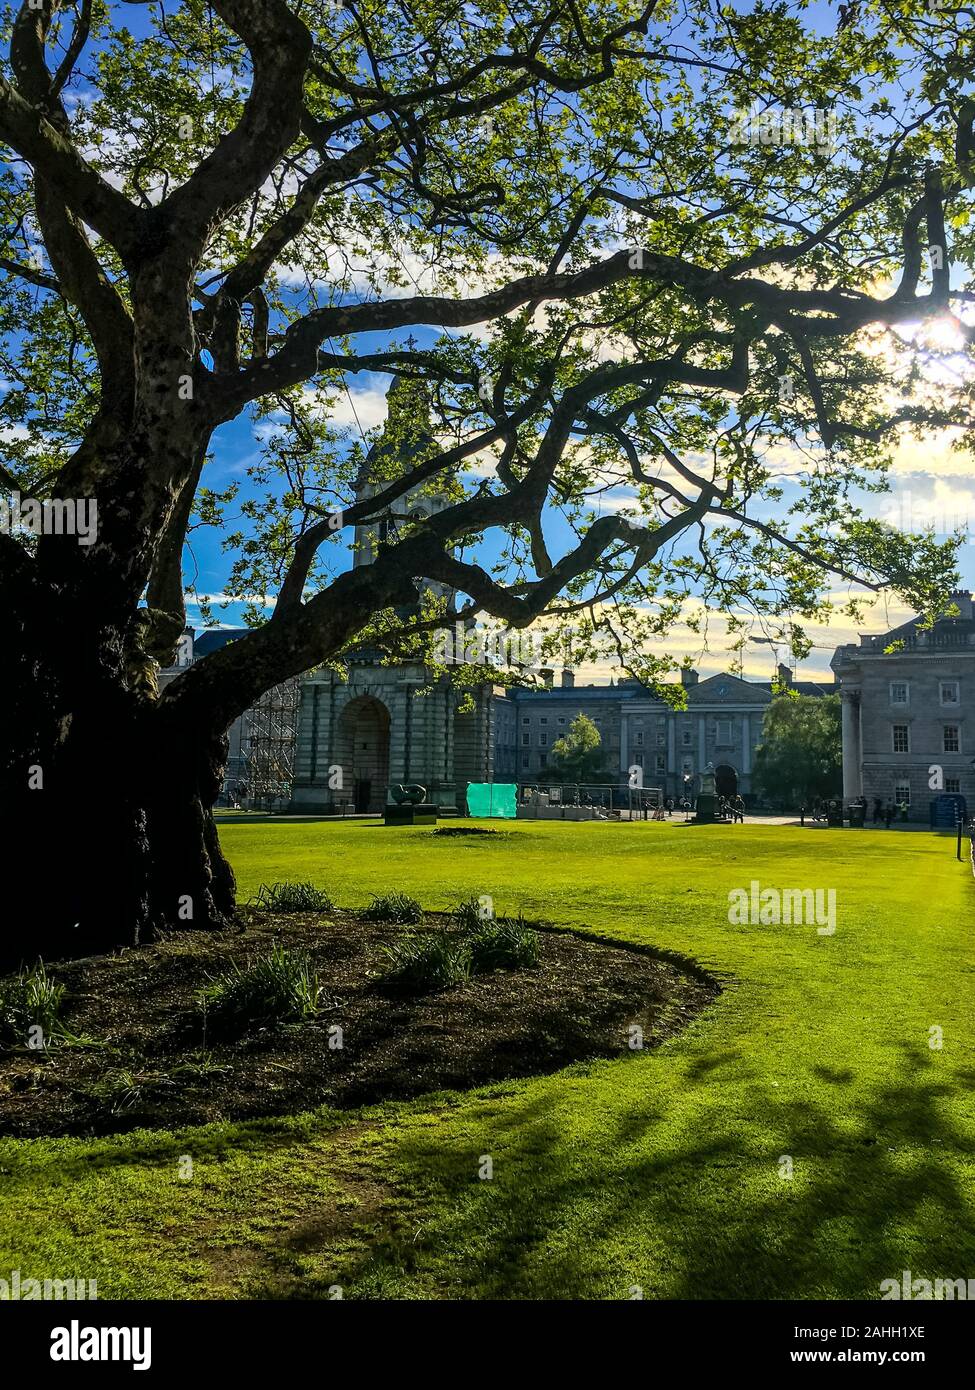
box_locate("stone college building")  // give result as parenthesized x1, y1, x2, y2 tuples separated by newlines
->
(832, 592, 975, 817)
(165, 633, 826, 813)
(287, 658, 827, 813)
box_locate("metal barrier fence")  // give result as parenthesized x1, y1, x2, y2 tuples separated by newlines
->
(516, 783, 667, 818)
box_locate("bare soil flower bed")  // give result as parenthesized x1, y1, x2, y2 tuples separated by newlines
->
(0, 911, 719, 1138)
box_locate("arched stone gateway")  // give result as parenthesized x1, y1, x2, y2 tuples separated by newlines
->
(337, 696, 391, 813)
(715, 763, 738, 799)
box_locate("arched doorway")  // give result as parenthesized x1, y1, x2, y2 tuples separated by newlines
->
(715, 763, 738, 799)
(337, 696, 391, 813)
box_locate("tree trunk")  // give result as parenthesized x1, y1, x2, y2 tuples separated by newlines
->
(1, 622, 236, 972)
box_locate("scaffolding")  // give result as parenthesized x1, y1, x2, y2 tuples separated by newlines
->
(241, 677, 301, 812)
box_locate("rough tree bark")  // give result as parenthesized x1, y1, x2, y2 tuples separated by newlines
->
(0, 479, 422, 969)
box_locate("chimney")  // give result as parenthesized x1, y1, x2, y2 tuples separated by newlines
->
(561, 668, 575, 689)
(538, 667, 554, 688)
(777, 662, 793, 689)
(680, 666, 699, 688)
(951, 590, 973, 621)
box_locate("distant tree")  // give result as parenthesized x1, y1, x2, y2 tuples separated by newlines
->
(752, 694, 842, 807)
(551, 714, 603, 783)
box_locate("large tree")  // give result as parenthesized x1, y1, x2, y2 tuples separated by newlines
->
(752, 691, 842, 807)
(1, 0, 972, 963)
(550, 713, 604, 783)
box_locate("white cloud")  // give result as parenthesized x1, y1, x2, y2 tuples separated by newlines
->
(323, 385, 390, 433)
(532, 587, 921, 686)
(888, 428, 975, 482)
(185, 592, 274, 607)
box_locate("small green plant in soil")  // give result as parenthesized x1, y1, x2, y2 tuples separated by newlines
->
(0, 962, 66, 1049)
(93, 1068, 174, 1114)
(381, 901, 540, 994)
(465, 912, 540, 972)
(199, 946, 327, 1037)
(362, 892, 424, 925)
(380, 930, 470, 994)
(92, 1055, 233, 1114)
(250, 881, 334, 912)
(452, 895, 485, 932)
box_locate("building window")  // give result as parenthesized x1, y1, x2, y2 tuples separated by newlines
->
(656, 732, 666, 747)
(681, 729, 693, 747)
(558, 717, 566, 725)
(946, 777, 961, 794)
(716, 719, 733, 745)
(892, 724, 910, 753)
(540, 717, 547, 725)
(522, 717, 530, 725)
(889, 681, 909, 707)
(521, 756, 529, 770)
(894, 781, 911, 806)
(635, 732, 644, 746)
(539, 733, 547, 746)
(655, 755, 666, 774)
(940, 680, 960, 706)
(944, 725, 961, 753)
(632, 752, 644, 767)
(522, 733, 530, 746)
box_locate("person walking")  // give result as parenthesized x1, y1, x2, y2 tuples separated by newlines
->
(884, 799, 894, 829)
(733, 794, 745, 824)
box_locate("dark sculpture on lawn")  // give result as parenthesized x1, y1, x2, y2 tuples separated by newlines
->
(694, 761, 718, 824)
(390, 783, 428, 806)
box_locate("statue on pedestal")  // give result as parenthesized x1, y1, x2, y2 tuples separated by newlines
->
(695, 762, 718, 824)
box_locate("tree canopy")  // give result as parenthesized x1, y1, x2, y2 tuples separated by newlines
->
(752, 691, 842, 806)
(3, 2, 974, 696)
(551, 711, 604, 781)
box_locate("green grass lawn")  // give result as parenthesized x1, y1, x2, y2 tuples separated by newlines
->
(2, 819, 973, 1299)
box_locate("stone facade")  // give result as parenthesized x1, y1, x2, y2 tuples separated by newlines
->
(289, 659, 828, 811)
(495, 665, 828, 801)
(164, 625, 833, 812)
(290, 656, 502, 813)
(831, 591, 975, 818)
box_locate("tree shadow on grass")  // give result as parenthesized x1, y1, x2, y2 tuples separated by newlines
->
(0, 1107, 374, 1185)
(13, 1041, 972, 1301)
(343, 1041, 975, 1299)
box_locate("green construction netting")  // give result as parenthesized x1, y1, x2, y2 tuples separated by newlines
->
(466, 782, 517, 818)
